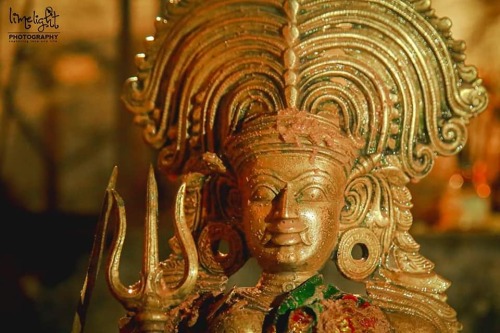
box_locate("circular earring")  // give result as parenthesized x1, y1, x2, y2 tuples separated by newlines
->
(197, 221, 247, 276)
(336, 227, 382, 281)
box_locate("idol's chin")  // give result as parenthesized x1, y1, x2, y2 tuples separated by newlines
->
(253, 245, 324, 274)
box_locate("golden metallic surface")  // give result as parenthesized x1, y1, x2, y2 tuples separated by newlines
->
(75, 0, 489, 332)
(337, 227, 382, 281)
(104, 167, 199, 332)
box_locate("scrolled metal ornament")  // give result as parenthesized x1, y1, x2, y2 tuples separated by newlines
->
(73, 0, 489, 332)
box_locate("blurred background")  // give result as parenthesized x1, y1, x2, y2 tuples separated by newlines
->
(0, 0, 499, 332)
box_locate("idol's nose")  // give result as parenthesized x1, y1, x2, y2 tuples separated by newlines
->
(272, 186, 294, 220)
(268, 187, 306, 234)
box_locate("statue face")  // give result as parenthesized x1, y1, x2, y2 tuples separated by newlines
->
(238, 153, 346, 273)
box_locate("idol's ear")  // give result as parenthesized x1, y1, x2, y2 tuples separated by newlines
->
(167, 152, 248, 292)
(338, 155, 459, 331)
(196, 158, 248, 278)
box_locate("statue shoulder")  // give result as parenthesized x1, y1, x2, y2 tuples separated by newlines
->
(207, 287, 268, 333)
(163, 291, 224, 333)
(385, 312, 438, 333)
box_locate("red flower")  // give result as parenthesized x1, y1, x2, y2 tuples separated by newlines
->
(342, 294, 359, 302)
(290, 309, 313, 325)
(361, 301, 371, 309)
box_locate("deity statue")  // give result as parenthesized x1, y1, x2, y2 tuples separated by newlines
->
(72, 0, 488, 332)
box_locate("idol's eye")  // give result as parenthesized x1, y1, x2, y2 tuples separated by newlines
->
(297, 186, 327, 202)
(250, 185, 276, 202)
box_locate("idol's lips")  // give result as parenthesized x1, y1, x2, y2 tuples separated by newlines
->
(269, 233, 303, 246)
(260, 221, 311, 246)
(266, 221, 307, 234)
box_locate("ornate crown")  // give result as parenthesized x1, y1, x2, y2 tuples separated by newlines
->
(224, 107, 360, 174)
(123, 0, 487, 181)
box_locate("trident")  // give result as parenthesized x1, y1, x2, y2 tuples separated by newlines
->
(72, 165, 198, 333)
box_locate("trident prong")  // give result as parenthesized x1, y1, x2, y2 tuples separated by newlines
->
(105, 165, 199, 332)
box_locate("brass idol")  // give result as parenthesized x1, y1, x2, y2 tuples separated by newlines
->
(73, 0, 488, 332)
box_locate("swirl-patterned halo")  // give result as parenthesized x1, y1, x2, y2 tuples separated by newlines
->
(123, 0, 487, 179)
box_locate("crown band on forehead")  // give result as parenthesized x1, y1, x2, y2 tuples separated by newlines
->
(224, 109, 359, 172)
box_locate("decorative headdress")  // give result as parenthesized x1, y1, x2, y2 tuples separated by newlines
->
(123, 0, 486, 180)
